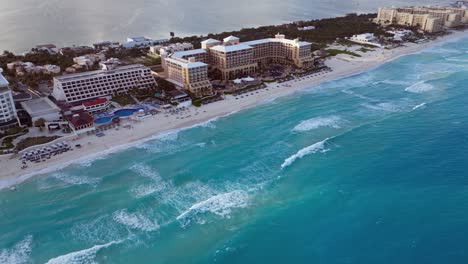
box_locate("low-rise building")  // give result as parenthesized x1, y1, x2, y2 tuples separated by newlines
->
(123, 36, 168, 49)
(349, 33, 383, 47)
(52, 63, 157, 103)
(66, 111, 94, 134)
(0, 69, 18, 130)
(20, 97, 62, 123)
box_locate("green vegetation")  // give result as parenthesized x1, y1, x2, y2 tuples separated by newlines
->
(34, 118, 46, 128)
(15, 136, 60, 151)
(170, 13, 384, 50)
(357, 47, 373, 53)
(111, 94, 136, 106)
(325, 49, 361, 57)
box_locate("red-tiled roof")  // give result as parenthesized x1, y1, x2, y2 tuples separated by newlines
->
(82, 98, 108, 107)
(66, 111, 93, 128)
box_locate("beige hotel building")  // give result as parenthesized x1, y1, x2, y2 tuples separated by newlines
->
(164, 34, 315, 96)
(375, 6, 468, 33)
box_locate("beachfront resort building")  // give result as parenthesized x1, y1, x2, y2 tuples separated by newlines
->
(162, 34, 315, 95)
(52, 61, 157, 103)
(165, 57, 214, 97)
(349, 33, 383, 47)
(375, 6, 468, 33)
(0, 70, 18, 130)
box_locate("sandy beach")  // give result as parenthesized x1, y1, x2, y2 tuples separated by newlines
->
(1, 30, 466, 189)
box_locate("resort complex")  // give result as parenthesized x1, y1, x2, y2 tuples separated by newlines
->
(0, 2, 466, 171)
(375, 6, 468, 32)
(163, 34, 315, 91)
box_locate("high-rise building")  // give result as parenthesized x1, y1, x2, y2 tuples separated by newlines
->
(0, 69, 18, 130)
(375, 6, 468, 32)
(165, 57, 213, 97)
(52, 62, 157, 103)
(163, 34, 315, 88)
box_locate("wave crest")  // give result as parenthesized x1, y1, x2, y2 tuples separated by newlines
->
(0, 235, 33, 264)
(281, 138, 329, 169)
(293, 116, 341, 132)
(405, 81, 435, 93)
(113, 210, 160, 232)
(45, 240, 121, 264)
(176, 190, 249, 225)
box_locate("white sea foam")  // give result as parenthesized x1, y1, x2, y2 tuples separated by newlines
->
(176, 190, 249, 224)
(412, 102, 427, 111)
(50, 172, 101, 187)
(405, 81, 435, 93)
(281, 138, 329, 169)
(341, 89, 377, 101)
(293, 116, 341, 132)
(112, 210, 160, 232)
(362, 102, 401, 112)
(0, 235, 33, 264)
(45, 240, 121, 264)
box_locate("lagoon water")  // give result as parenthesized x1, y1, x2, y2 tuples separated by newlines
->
(1, 36, 468, 263)
(0, 0, 449, 53)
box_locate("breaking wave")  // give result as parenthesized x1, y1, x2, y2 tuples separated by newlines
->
(176, 190, 249, 225)
(293, 116, 342, 132)
(45, 240, 121, 264)
(412, 102, 427, 111)
(281, 138, 329, 169)
(112, 210, 160, 232)
(362, 102, 401, 112)
(0, 235, 33, 264)
(405, 81, 435, 93)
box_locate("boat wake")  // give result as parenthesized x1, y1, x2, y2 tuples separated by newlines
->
(281, 138, 330, 169)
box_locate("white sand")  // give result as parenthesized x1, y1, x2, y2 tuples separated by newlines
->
(0, 30, 466, 189)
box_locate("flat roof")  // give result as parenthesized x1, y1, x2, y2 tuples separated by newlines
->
(21, 97, 60, 117)
(210, 43, 253, 53)
(243, 38, 311, 47)
(55, 64, 148, 82)
(172, 49, 206, 59)
(165, 58, 208, 68)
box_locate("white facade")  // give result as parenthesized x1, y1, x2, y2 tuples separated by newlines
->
(0, 70, 18, 129)
(52, 64, 157, 103)
(349, 33, 383, 47)
(123, 36, 168, 48)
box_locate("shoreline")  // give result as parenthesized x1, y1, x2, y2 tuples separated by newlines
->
(1, 30, 466, 190)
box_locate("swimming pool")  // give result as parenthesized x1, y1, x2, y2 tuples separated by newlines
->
(114, 108, 142, 117)
(94, 116, 114, 124)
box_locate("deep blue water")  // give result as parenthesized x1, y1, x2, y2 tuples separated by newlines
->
(0, 35, 467, 263)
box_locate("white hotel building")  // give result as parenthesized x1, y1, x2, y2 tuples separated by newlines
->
(52, 63, 157, 103)
(0, 70, 18, 130)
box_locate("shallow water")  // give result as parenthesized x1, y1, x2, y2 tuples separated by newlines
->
(1, 35, 467, 263)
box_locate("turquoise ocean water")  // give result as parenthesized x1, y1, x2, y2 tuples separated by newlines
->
(1, 36, 468, 263)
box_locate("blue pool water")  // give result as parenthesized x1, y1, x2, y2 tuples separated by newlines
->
(94, 116, 114, 124)
(114, 108, 141, 117)
(1, 36, 468, 263)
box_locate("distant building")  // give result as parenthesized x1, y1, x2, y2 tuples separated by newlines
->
(349, 33, 383, 47)
(93, 41, 120, 50)
(375, 6, 468, 33)
(52, 63, 157, 103)
(298, 26, 316, 31)
(0, 69, 18, 130)
(150, 42, 194, 55)
(20, 97, 61, 123)
(35, 44, 58, 54)
(123, 36, 168, 49)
